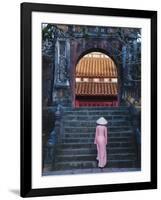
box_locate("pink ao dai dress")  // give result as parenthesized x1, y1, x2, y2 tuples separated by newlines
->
(94, 125, 108, 168)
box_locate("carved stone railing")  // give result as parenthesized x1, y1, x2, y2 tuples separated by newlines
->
(122, 82, 141, 101)
(43, 104, 63, 172)
(127, 100, 141, 168)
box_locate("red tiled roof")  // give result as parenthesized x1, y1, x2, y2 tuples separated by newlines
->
(76, 57, 117, 78)
(76, 82, 118, 96)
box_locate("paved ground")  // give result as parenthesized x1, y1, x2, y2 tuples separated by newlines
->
(43, 168, 141, 176)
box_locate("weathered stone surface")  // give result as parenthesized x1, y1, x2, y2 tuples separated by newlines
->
(42, 24, 141, 174)
(42, 24, 141, 107)
(48, 106, 140, 172)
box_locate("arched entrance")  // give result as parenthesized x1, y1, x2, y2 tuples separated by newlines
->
(74, 52, 119, 107)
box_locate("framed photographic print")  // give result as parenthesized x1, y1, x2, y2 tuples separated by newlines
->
(21, 2, 157, 197)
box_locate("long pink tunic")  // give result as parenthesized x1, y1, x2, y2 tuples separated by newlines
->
(94, 125, 108, 168)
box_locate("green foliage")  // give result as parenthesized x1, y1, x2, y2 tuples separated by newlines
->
(42, 24, 53, 41)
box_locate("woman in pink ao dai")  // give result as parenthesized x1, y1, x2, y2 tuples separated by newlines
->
(94, 117, 108, 168)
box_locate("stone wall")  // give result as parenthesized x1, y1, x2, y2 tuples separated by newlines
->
(42, 24, 141, 107)
(42, 55, 54, 106)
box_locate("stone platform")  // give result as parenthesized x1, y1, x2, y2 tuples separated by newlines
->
(43, 167, 141, 176)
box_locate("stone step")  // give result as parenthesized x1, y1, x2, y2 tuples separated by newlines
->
(62, 137, 133, 144)
(43, 168, 141, 176)
(64, 126, 132, 133)
(63, 131, 133, 138)
(53, 160, 137, 170)
(57, 147, 135, 155)
(44, 106, 129, 112)
(63, 119, 131, 123)
(51, 106, 138, 171)
(62, 120, 131, 127)
(63, 106, 129, 111)
(56, 153, 136, 162)
(58, 142, 134, 148)
(63, 110, 129, 115)
(64, 115, 130, 121)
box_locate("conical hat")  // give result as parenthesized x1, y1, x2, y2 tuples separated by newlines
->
(96, 117, 108, 125)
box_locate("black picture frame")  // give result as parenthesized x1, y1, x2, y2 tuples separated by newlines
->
(21, 2, 157, 197)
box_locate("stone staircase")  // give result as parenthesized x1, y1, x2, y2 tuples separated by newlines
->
(52, 106, 138, 171)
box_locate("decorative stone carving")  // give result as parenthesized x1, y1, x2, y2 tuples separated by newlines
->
(54, 40, 70, 88)
(59, 55, 68, 83)
(41, 24, 141, 106)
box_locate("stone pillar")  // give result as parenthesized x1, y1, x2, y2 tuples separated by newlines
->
(52, 39, 71, 106)
(122, 46, 127, 70)
(70, 40, 78, 108)
(54, 39, 69, 86)
(133, 39, 138, 61)
(120, 45, 127, 102)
